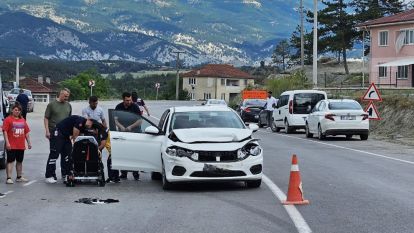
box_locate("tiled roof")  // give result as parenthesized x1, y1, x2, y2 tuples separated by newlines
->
(20, 78, 58, 93)
(181, 64, 254, 79)
(358, 9, 414, 28)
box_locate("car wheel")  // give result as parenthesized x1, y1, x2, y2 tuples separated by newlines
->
(346, 135, 353, 140)
(284, 120, 292, 134)
(257, 118, 263, 128)
(318, 125, 326, 140)
(305, 123, 313, 138)
(0, 151, 5, 169)
(270, 122, 279, 132)
(151, 172, 162, 180)
(245, 179, 261, 188)
(360, 134, 368, 140)
(162, 160, 173, 190)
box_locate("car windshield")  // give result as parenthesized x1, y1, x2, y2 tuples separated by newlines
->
(328, 102, 362, 110)
(10, 89, 31, 96)
(207, 100, 226, 105)
(293, 93, 325, 114)
(244, 99, 265, 107)
(171, 111, 245, 130)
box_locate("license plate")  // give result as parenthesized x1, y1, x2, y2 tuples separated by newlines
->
(341, 115, 355, 120)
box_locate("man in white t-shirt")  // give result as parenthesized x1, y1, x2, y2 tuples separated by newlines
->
(82, 96, 107, 128)
(265, 91, 278, 128)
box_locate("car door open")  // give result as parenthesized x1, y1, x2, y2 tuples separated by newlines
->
(108, 109, 163, 172)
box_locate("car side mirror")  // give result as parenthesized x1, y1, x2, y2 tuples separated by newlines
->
(201, 102, 205, 105)
(248, 123, 259, 132)
(144, 126, 160, 135)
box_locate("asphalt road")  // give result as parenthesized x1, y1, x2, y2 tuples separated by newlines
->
(0, 100, 413, 233)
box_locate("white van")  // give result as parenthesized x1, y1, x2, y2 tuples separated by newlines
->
(272, 90, 327, 133)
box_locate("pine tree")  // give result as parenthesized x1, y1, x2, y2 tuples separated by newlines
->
(318, 0, 355, 74)
(271, 39, 291, 71)
(290, 25, 314, 65)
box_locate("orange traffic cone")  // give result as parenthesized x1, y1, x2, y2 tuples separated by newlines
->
(282, 154, 309, 205)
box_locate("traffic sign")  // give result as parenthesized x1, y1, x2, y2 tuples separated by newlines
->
(362, 83, 382, 102)
(155, 83, 160, 89)
(88, 80, 95, 87)
(364, 101, 381, 120)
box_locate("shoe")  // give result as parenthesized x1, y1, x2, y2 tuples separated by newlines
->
(45, 177, 57, 184)
(6, 178, 13, 184)
(16, 177, 29, 182)
(0, 193, 5, 198)
(106, 178, 121, 183)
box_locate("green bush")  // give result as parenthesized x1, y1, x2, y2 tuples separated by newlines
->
(266, 70, 312, 96)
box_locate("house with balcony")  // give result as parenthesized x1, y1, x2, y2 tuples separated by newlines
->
(181, 64, 255, 101)
(358, 9, 414, 87)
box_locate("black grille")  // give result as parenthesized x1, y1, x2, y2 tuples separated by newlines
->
(190, 170, 246, 177)
(197, 151, 238, 162)
(172, 166, 186, 176)
(250, 164, 262, 175)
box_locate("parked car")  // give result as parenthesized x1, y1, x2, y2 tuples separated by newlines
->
(109, 105, 263, 189)
(7, 88, 34, 112)
(0, 89, 6, 169)
(305, 99, 369, 140)
(236, 99, 266, 123)
(272, 90, 327, 133)
(203, 99, 227, 106)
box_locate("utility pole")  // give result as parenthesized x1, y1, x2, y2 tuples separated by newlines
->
(16, 57, 20, 87)
(300, 0, 305, 70)
(312, 0, 318, 87)
(173, 51, 185, 100)
(362, 30, 365, 87)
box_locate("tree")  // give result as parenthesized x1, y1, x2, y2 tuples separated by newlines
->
(60, 69, 109, 100)
(317, 0, 356, 74)
(271, 39, 291, 71)
(290, 25, 314, 65)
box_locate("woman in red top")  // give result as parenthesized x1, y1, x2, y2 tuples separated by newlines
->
(3, 103, 31, 184)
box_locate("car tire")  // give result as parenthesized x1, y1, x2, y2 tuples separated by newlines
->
(151, 172, 162, 180)
(271, 122, 279, 132)
(346, 135, 353, 140)
(0, 148, 7, 169)
(257, 118, 263, 128)
(305, 123, 313, 138)
(360, 134, 368, 140)
(162, 161, 173, 190)
(245, 179, 261, 188)
(318, 124, 326, 140)
(284, 120, 293, 134)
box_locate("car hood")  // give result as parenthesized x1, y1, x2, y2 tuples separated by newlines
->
(172, 128, 252, 143)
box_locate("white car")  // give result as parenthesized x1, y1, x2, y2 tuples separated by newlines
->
(305, 99, 369, 140)
(7, 88, 34, 112)
(203, 99, 227, 106)
(109, 106, 263, 189)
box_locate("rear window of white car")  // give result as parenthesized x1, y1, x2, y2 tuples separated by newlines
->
(244, 99, 265, 107)
(293, 93, 325, 114)
(171, 111, 245, 130)
(328, 102, 362, 110)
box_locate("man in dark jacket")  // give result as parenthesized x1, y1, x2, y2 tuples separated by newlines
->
(16, 89, 29, 119)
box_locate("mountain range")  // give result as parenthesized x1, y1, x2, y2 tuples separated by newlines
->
(0, 0, 306, 66)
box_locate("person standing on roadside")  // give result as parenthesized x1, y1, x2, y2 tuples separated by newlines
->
(115, 92, 142, 181)
(265, 91, 277, 129)
(131, 91, 150, 116)
(3, 103, 32, 184)
(44, 88, 72, 182)
(82, 96, 107, 128)
(16, 89, 29, 120)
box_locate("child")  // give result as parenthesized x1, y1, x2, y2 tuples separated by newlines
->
(3, 103, 31, 184)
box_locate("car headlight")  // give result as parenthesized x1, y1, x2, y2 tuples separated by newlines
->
(238, 143, 262, 159)
(166, 146, 198, 160)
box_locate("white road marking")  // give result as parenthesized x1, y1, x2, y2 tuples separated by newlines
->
(1, 190, 14, 198)
(23, 180, 37, 186)
(259, 130, 414, 165)
(263, 175, 312, 233)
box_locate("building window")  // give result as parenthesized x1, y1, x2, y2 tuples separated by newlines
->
(226, 79, 240, 86)
(203, 93, 211, 100)
(244, 79, 248, 85)
(189, 78, 196, 85)
(379, 66, 387, 78)
(397, 66, 408, 79)
(190, 92, 195, 100)
(221, 78, 225, 85)
(403, 29, 414, 45)
(33, 94, 48, 102)
(379, 31, 388, 46)
(221, 93, 226, 100)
